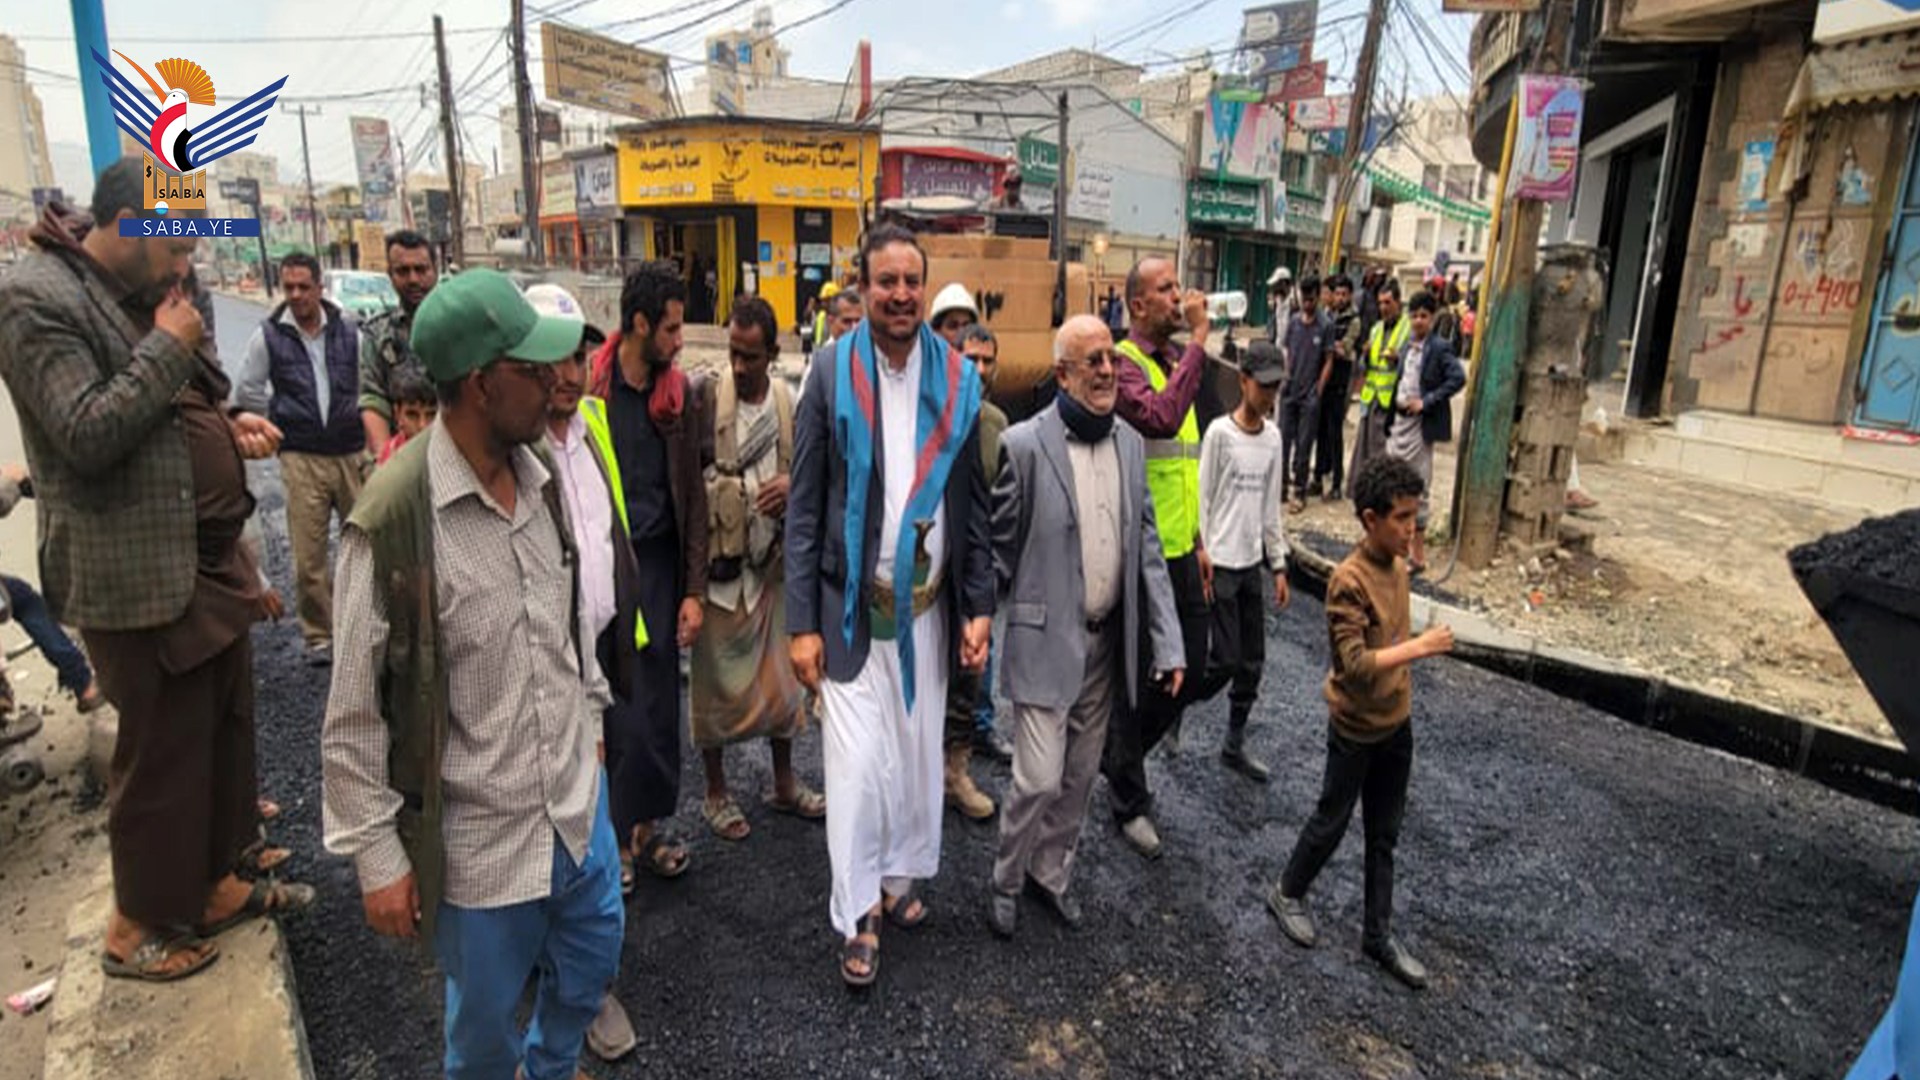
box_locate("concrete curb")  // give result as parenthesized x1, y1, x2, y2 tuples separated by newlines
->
(1285, 541, 1919, 813)
(44, 862, 315, 1080)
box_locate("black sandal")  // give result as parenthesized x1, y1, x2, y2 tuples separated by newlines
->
(842, 913, 881, 988)
(883, 890, 929, 930)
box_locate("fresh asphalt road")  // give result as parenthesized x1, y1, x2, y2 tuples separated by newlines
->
(211, 294, 1914, 1080)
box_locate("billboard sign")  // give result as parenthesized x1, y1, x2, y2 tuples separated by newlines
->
(540, 22, 674, 120)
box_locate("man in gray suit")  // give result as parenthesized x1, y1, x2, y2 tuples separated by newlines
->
(986, 315, 1186, 938)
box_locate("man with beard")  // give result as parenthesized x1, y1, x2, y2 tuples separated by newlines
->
(584, 261, 707, 866)
(986, 315, 1184, 939)
(1106, 256, 1214, 861)
(358, 229, 439, 457)
(690, 296, 821, 842)
(324, 269, 623, 1079)
(0, 158, 309, 983)
(786, 223, 994, 988)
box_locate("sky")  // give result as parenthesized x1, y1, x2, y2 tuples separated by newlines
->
(4, 0, 1475, 199)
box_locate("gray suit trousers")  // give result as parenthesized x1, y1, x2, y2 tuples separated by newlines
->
(992, 623, 1118, 896)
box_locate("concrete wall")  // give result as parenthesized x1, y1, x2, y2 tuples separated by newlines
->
(1665, 27, 1904, 424)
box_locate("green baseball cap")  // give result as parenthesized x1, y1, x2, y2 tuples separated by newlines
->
(409, 268, 584, 383)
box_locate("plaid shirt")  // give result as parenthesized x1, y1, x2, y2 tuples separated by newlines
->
(0, 246, 205, 630)
(323, 424, 610, 906)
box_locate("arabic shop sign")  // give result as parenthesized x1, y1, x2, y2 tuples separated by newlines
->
(616, 124, 880, 207)
(1017, 135, 1060, 187)
(1187, 178, 1262, 227)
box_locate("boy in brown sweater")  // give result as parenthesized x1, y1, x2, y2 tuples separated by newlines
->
(1266, 455, 1454, 988)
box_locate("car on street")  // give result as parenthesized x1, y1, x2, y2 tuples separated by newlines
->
(324, 270, 399, 322)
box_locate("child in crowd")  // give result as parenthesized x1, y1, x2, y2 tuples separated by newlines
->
(1382, 292, 1466, 571)
(377, 368, 438, 467)
(1196, 340, 1291, 783)
(1266, 455, 1454, 989)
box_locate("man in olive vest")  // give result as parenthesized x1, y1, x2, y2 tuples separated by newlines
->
(323, 269, 623, 1080)
(1345, 284, 1408, 501)
(1105, 256, 1216, 860)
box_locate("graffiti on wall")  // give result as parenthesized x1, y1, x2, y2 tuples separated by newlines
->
(1776, 218, 1868, 323)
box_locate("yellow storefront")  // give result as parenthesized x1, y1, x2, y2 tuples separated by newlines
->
(615, 117, 877, 331)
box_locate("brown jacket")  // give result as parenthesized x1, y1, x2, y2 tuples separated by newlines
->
(0, 204, 206, 630)
(1323, 543, 1413, 741)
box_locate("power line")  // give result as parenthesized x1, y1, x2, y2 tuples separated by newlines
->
(10, 27, 500, 44)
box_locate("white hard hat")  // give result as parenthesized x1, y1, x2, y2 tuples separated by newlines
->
(929, 282, 979, 322)
(1266, 266, 1294, 287)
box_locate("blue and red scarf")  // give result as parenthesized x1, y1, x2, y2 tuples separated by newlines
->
(833, 319, 982, 710)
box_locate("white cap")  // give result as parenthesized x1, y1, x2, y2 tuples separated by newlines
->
(523, 282, 603, 342)
(929, 282, 979, 322)
(524, 282, 585, 323)
(1266, 266, 1294, 287)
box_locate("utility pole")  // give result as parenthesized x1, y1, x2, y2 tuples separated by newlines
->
(1321, 0, 1389, 270)
(1454, 0, 1576, 568)
(283, 103, 323, 258)
(396, 131, 415, 229)
(434, 15, 467, 269)
(1052, 90, 1068, 328)
(510, 0, 542, 265)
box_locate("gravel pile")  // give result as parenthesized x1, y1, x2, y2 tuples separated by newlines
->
(1790, 509, 1920, 592)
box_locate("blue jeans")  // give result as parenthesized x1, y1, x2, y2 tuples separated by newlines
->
(433, 777, 625, 1080)
(2, 575, 92, 694)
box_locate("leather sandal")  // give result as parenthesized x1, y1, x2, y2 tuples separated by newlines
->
(842, 913, 881, 989)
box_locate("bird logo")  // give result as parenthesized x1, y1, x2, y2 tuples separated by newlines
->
(114, 51, 215, 174)
(92, 48, 287, 204)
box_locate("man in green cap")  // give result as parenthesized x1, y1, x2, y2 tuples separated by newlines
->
(322, 268, 625, 1080)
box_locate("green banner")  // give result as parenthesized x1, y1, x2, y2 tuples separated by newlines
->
(1017, 135, 1060, 186)
(1187, 179, 1262, 227)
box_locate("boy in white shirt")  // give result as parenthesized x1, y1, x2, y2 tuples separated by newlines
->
(1197, 340, 1292, 782)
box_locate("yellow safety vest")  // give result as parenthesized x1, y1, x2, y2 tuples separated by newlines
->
(1360, 315, 1411, 409)
(812, 310, 829, 348)
(577, 396, 652, 651)
(1118, 338, 1200, 560)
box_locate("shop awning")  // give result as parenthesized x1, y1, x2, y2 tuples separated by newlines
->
(1774, 28, 1920, 197)
(1785, 29, 1920, 113)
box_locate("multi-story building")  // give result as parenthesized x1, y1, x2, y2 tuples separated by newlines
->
(1470, 0, 1920, 504)
(0, 36, 55, 203)
(1365, 95, 1493, 289)
(704, 6, 791, 116)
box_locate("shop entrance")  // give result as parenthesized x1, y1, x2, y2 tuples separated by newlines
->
(651, 220, 722, 325)
(795, 209, 835, 327)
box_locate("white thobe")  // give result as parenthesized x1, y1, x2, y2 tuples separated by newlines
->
(821, 338, 951, 939)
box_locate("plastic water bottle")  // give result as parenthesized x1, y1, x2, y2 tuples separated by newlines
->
(1206, 291, 1248, 322)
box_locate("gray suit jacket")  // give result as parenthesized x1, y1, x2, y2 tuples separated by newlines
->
(992, 403, 1184, 712)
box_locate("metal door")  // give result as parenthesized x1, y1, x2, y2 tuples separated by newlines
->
(1856, 131, 1920, 433)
